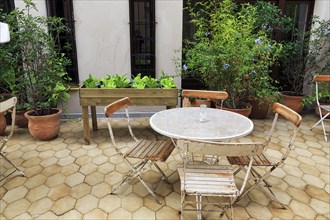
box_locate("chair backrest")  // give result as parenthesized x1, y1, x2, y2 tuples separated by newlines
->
(267, 102, 302, 162)
(176, 139, 264, 157)
(0, 97, 17, 140)
(313, 75, 330, 106)
(177, 139, 265, 194)
(104, 97, 138, 151)
(181, 89, 228, 108)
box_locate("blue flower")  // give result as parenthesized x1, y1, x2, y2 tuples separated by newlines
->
(183, 64, 188, 71)
(255, 38, 262, 45)
(223, 64, 230, 69)
(205, 32, 211, 37)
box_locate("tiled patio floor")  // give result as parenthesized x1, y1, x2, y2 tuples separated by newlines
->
(0, 112, 329, 219)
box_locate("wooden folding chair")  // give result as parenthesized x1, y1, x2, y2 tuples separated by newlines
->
(0, 97, 25, 181)
(310, 75, 330, 142)
(181, 89, 228, 108)
(227, 102, 302, 209)
(177, 139, 264, 220)
(105, 97, 175, 203)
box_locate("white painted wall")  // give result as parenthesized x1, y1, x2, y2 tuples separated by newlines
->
(313, 0, 330, 20)
(13, 0, 183, 114)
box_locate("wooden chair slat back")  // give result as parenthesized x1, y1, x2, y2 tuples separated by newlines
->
(182, 89, 228, 100)
(176, 139, 264, 157)
(104, 97, 132, 117)
(313, 75, 330, 82)
(273, 102, 302, 127)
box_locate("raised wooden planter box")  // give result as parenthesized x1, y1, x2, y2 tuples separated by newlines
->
(79, 87, 179, 144)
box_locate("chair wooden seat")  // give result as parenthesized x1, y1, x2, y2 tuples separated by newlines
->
(0, 97, 25, 181)
(105, 97, 175, 204)
(178, 164, 238, 195)
(125, 139, 174, 162)
(177, 139, 265, 219)
(227, 102, 302, 209)
(227, 153, 272, 166)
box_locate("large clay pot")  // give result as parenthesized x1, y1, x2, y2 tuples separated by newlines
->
(249, 100, 270, 119)
(0, 112, 6, 135)
(24, 108, 62, 141)
(15, 110, 29, 128)
(216, 103, 252, 117)
(280, 91, 304, 114)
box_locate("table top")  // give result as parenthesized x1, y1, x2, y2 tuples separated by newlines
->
(150, 107, 254, 141)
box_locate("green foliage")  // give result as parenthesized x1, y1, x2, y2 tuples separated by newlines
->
(280, 17, 330, 96)
(159, 70, 176, 88)
(181, 0, 282, 108)
(83, 74, 100, 88)
(0, 0, 71, 114)
(82, 72, 177, 89)
(132, 74, 158, 88)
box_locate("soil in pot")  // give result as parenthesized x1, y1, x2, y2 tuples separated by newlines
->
(25, 108, 62, 141)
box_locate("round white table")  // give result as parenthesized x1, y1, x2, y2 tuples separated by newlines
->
(150, 107, 254, 141)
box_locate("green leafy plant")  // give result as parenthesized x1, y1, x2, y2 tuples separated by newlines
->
(82, 72, 177, 89)
(181, 0, 282, 108)
(159, 71, 176, 88)
(0, 0, 71, 115)
(279, 17, 330, 96)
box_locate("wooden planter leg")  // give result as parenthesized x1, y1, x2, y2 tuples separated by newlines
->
(82, 106, 90, 145)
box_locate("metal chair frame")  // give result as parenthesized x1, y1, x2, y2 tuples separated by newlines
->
(310, 75, 330, 142)
(0, 97, 25, 181)
(105, 97, 175, 203)
(177, 139, 264, 220)
(227, 102, 302, 209)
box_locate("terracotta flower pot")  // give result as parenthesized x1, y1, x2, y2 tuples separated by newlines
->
(249, 100, 270, 119)
(280, 91, 304, 114)
(0, 112, 6, 135)
(15, 110, 29, 128)
(216, 102, 252, 117)
(24, 108, 62, 141)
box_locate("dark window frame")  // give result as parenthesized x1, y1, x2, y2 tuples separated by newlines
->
(46, 0, 79, 85)
(129, 0, 156, 78)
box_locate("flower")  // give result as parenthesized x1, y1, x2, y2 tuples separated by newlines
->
(255, 38, 262, 45)
(205, 32, 211, 37)
(223, 64, 230, 69)
(183, 64, 188, 71)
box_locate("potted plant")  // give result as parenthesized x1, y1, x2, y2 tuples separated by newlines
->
(181, 0, 282, 116)
(279, 17, 330, 113)
(0, 0, 71, 140)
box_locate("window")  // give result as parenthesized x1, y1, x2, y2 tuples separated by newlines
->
(129, 0, 156, 78)
(46, 0, 79, 84)
(0, 0, 14, 13)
